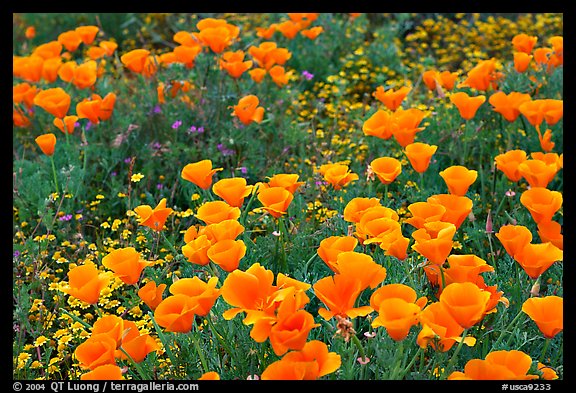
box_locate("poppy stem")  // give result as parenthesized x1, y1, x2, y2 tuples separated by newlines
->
(491, 309, 524, 350)
(49, 156, 59, 195)
(61, 309, 92, 330)
(444, 328, 469, 377)
(278, 216, 288, 272)
(388, 339, 405, 379)
(240, 185, 259, 227)
(191, 328, 210, 374)
(118, 347, 151, 380)
(539, 338, 551, 363)
(148, 311, 178, 368)
(351, 333, 366, 364)
(399, 346, 424, 379)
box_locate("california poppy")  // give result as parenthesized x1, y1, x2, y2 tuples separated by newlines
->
(248, 41, 291, 70)
(404, 142, 437, 173)
(517, 159, 559, 188)
(369, 157, 402, 185)
(13, 82, 38, 109)
(76, 95, 102, 125)
(154, 294, 197, 333)
(520, 187, 562, 224)
(120, 49, 151, 74)
(343, 197, 381, 223)
(438, 70, 459, 91)
(439, 165, 478, 196)
(362, 110, 393, 140)
(318, 163, 359, 190)
(458, 58, 502, 91)
(74, 333, 117, 370)
(207, 239, 247, 272)
(181, 159, 223, 189)
(488, 91, 532, 122)
(32, 41, 62, 59)
(212, 177, 253, 207)
(134, 198, 173, 231)
(194, 18, 239, 53)
(182, 235, 212, 266)
(513, 52, 532, 73)
(494, 149, 528, 182)
(138, 281, 166, 311)
(168, 276, 221, 316)
(232, 95, 265, 126)
(25, 26, 36, 39)
(405, 201, 446, 229)
(427, 193, 473, 230)
(443, 254, 494, 287)
(58, 61, 77, 83)
(41, 57, 62, 83)
(263, 173, 305, 194)
(117, 320, 159, 363)
(102, 247, 151, 285)
(513, 242, 563, 279)
(276, 20, 302, 39)
(91, 315, 125, 347)
(256, 25, 277, 40)
(80, 364, 123, 380)
(422, 70, 439, 91)
(62, 263, 110, 305)
(99, 40, 118, 57)
(174, 44, 202, 68)
(33, 87, 71, 119)
(439, 282, 491, 329)
(448, 350, 539, 380)
(301, 26, 324, 40)
(417, 301, 476, 352)
(35, 133, 57, 156)
(202, 219, 245, 243)
(450, 92, 486, 120)
(354, 205, 399, 243)
(249, 68, 267, 83)
(372, 298, 422, 341)
(313, 273, 373, 321)
(219, 50, 253, 79)
(198, 372, 220, 380)
(269, 65, 293, 87)
(390, 108, 426, 148)
(495, 224, 533, 258)
(522, 296, 563, 339)
(333, 251, 387, 291)
(195, 201, 241, 224)
(53, 115, 78, 135)
(58, 30, 83, 52)
(317, 236, 358, 273)
(373, 85, 411, 111)
(537, 220, 563, 250)
(98, 92, 117, 121)
(411, 221, 457, 265)
(370, 283, 427, 312)
(75, 25, 99, 45)
(257, 186, 294, 218)
(512, 33, 538, 54)
(13, 55, 44, 83)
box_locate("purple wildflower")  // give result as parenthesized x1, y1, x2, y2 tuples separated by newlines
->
(302, 70, 314, 80)
(59, 214, 73, 222)
(172, 120, 182, 129)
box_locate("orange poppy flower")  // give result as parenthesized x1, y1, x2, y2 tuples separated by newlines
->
(390, 108, 427, 148)
(41, 57, 62, 83)
(33, 87, 70, 119)
(514, 52, 532, 73)
(57, 60, 77, 83)
(263, 173, 305, 194)
(369, 157, 402, 185)
(417, 301, 476, 352)
(212, 177, 253, 207)
(443, 254, 494, 288)
(362, 109, 393, 140)
(13, 109, 31, 128)
(404, 142, 437, 173)
(76, 95, 102, 125)
(53, 115, 78, 135)
(25, 26, 36, 39)
(533, 47, 553, 68)
(257, 186, 294, 218)
(138, 281, 166, 311)
(269, 65, 293, 87)
(182, 235, 212, 266)
(117, 321, 160, 363)
(58, 30, 83, 52)
(458, 58, 502, 91)
(219, 50, 253, 78)
(173, 44, 202, 68)
(35, 133, 57, 156)
(76, 25, 99, 45)
(333, 251, 387, 290)
(256, 25, 277, 40)
(512, 33, 538, 54)
(439, 165, 478, 196)
(372, 298, 422, 341)
(537, 363, 559, 380)
(448, 350, 539, 380)
(80, 364, 123, 380)
(120, 49, 151, 74)
(249, 68, 267, 83)
(540, 99, 563, 126)
(198, 371, 220, 380)
(181, 160, 223, 190)
(261, 340, 341, 380)
(62, 263, 110, 305)
(91, 315, 125, 347)
(154, 294, 197, 333)
(438, 70, 459, 91)
(373, 85, 411, 111)
(75, 333, 117, 370)
(520, 187, 562, 224)
(194, 19, 239, 53)
(427, 193, 473, 230)
(318, 163, 359, 190)
(196, 200, 241, 224)
(207, 239, 247, 272)
(360, 217, 403, 248)
(370, 283, 427, 311)
(513, 242, 563, 279)
(383, 233, 411, 261)
(202, 219, 244, 243)
(102, 247, 151, 285)
(98, 92, 116, 121)
(343, 197, 381, 223)
(439, 282, 491, 329)
(276, 20, 302, 39)
(313, 273, 373, 321)
(317, 236, 358, 273)
(232, 95, 265, 126)
(99, 41, 118, 56)
(354, 205, 399, 243)
(494, 149, 528, 182)
(488, 91, 532, 122)
(134, 198, 173, 231)
(405, 201, 446, 229)
(411, 221, 457, 265)
(169, 276, 221, 316)
(268, 295, 320, 356)
(537, 220, 563, 250)
(517, 159, 559, 188)
(13, 82, 38, 108)
(32, 40, 62, 59)
(87, 46, 106, 60)
(522, 296, 563, 339)
(301, 26, 324, 40)
(248, 42, 291, 70)
(538, 130, 556, 151)
(13, 55, 44, 83)
(422, 70, 439, 91)
(450, 92, 486, 120)
(495, 224, 533, 258)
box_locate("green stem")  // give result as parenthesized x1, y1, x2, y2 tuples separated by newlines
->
(240, 186, 259, 227)
(388, 339, 405, 379)
(399, 347, 423, 379)
(61, 309, 92, 330)
(351, 333, 366, 362)
(491, 309, 525, 350)
(49, 156, 59, 195)
(402, 256, 417, 289)
(539, 338, 551, 363)
(278, 216, 288, 273)
(191, 328, 209, 374)
(444, 328, 469, 376)
(148, 311, 178, 367)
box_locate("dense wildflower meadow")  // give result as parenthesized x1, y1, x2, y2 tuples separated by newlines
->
(13, 13, 563, 382)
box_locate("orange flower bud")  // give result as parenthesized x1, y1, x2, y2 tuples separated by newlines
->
(35, 133, 57, 156)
